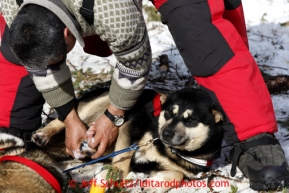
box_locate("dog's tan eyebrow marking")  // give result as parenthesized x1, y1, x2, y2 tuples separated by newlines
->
(173, 105, 179, 114)
(183, 109, 193, 118)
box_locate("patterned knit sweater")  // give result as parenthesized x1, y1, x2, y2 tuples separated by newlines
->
(1, 0, 152, 111)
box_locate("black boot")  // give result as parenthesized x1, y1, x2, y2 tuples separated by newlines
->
(230, 133, 289, 191)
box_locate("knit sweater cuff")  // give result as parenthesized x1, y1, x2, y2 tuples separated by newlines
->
(27, 61, 75, 108)
(41, 79, 75, 108)
(109, 77, 144, 110)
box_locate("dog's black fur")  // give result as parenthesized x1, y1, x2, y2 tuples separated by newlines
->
(127, 88, 224, 175)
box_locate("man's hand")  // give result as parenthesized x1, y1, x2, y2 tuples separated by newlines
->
(86, 104, 124, 159)
(64, 108, 88, 159)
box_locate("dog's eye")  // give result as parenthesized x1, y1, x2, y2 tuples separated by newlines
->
(164, 105, 179, 119)
(164, 109, 174, 119)
(186, 116, 197, 122)
(184, 116, 199, 127)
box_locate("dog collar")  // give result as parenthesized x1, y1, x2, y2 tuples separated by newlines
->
(153, 94, 162, 117)
(0, 155, 62, 193)
(171, 148, 213, 167)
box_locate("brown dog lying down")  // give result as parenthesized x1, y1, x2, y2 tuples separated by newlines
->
(0, 87, 224, 193)
(0, 129, 68, 193)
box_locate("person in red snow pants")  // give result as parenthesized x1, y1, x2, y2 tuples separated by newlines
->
(150, 0, 289, 190)
(0, 14, 45, 147)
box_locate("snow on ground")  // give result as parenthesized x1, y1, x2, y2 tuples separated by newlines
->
(62, 0, 289, 192)
(242, 0, 289, 26)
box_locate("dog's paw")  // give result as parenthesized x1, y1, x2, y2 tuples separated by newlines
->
(80, 140, 96, 157)
(138, 172, 180, 193)
(31, 130, 50, 147)
(140, 187, 165, 193)
(132, 178, 170, 193)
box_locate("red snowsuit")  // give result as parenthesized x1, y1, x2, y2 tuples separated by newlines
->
(151, 0, 277, 144)
(0, 14, 44, 130)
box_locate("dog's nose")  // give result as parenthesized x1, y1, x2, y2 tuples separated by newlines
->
(162, 129, 174, 141)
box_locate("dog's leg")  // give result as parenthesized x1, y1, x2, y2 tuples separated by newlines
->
(93, 122, 133, 186)
(31, 119, 65, 147)
(111, 122, 134, 178)
(141, 170, 184, 193)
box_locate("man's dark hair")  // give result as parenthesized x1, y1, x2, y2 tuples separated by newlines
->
(9, 4, 67, 70)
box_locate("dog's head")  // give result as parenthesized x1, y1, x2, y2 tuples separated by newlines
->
(158, 88, 223, 152)
(0, 133, 26, 156)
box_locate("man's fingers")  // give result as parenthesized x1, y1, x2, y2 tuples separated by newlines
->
(72, 149, 86, 159)
(86, 126, 95, 138)
(66, 147, 86, 159)
(91, 142, 106, 159)
(66, 147, 74, 157)
(88, 134, 101, 149)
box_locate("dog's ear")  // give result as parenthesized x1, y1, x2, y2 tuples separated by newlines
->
(211, 102, 224, 123)
(212, 109, 223, 123)
(160, 94, 167, 104)
(152, 87, 174, 95)
(152, 87, 173, 105)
